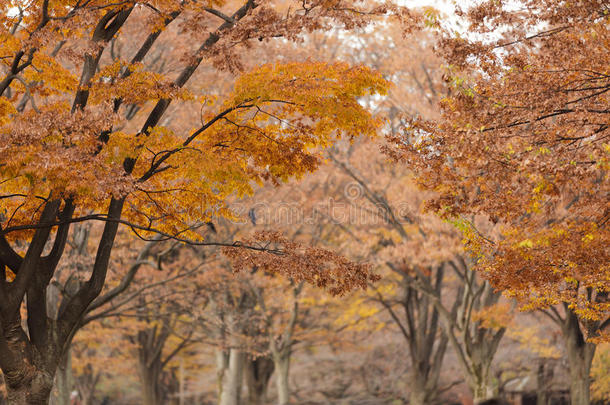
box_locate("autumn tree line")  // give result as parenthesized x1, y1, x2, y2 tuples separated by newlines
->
(0, 0, 607, 405)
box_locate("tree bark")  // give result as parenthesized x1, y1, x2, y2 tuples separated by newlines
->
(5, 370, 54, 405)
(470, 378, 495, 404)
(408, 382, 427, 405)
(432, 273, 504, 404)
(74, 364, 99, 405)
(564, 310, 595, 405)
(135, 325, 166, 405)
(274, 355, 290, 405)
(51, 350, 72, 405)
(568, 375, 591, 405)
(140, 364, 162, 405)
(468, 347, 497, 403)
(138, 341, 163, 405)
(535, 360, 552, 405)
(1, 311, 57, 405)
(216, 350, 229, 402)
(219, 349, 244, 405)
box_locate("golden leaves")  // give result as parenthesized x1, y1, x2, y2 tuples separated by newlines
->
(90, 61, 192, 105)
(0, 97, 16, 125)
(473, 302, 513, 331)
(24, 52, 79, 96)
(113, 61, 389, 238)
(591, 343, 610, 401)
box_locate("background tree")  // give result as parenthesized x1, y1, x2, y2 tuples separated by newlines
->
(322, 138, 507, 403)
(284, 20, 511, 402)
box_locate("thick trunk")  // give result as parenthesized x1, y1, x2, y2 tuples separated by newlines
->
(140, 362, 162, 405)
(468, 365, 495, 404)
(408, 387, 427, 405)
(51, 350, 72, 405)
(471, 381, 495, 404)
(564, 310, 596, 405)
(463, 329, 501, 404)
(274, 355, 290, 405)
(2, 317, 57, 405)
(5, 369, 54, 405)
(408, 371, 435, 405)
(136, 325, 175, 405)
(566, 336, 595, 405)
(244, 356, 274, 405)
(219, 349, 244, 405)
(568, 374, 591, 405)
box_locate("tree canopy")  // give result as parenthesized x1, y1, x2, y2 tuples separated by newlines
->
(0, 0, 395, 401)
(387, 0, 609, 340)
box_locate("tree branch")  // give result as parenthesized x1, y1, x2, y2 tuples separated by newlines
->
(85, 237, 161, 313)
(57, 198, 125, 348)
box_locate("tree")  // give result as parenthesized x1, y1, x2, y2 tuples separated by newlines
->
(323, 139, 507, 403)
(219, 230, 379, 404)
(0, 0, 394, 402)
(115, 245, 207, 405)
(387, 1, 609, 404)
(280, 21, 511, 401)
(48, 231, 209, 405)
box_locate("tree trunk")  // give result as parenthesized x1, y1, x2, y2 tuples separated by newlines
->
(408, 386, 427, 405)
(74, 364, 99, 405)
(408, 368, 439, 405)
(467, 358, 495, 404)
(1, 315, 56, 405)
(137, 343, 163, 405)
(274, 355, 290, 405)
(244, 355, 274, 405)
(535, 360, 552, 405)
(568, 375, 591, 405)
(564, 310, 595, 405)
(468, 364, 495, 404)
(216, 350, 229, 402)
(140, 361, 163, 405)
(178, 358, 185, 405)
(471, 380, 495, 404)
(51, 350, 72, 405)
(5, 369, 54, 405)
(219, 349, 244, 405)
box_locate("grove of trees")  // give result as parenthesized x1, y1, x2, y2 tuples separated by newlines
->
(0, 0, 607, 405)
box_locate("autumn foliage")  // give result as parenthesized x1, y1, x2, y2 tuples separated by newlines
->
(0, 0, 609, 404)
(387, 0, 609, 339)
(0, 0, 400, 402)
